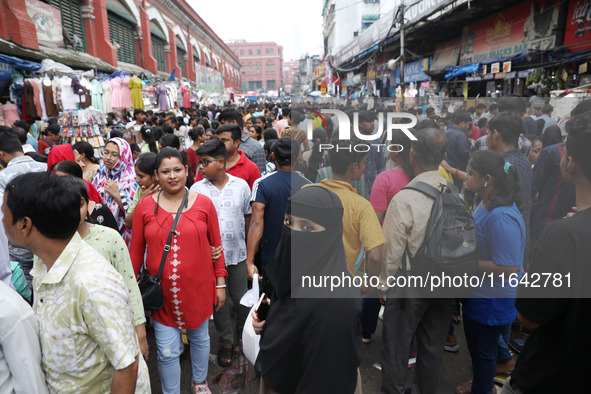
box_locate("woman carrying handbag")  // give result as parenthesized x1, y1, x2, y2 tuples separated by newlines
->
(130, 147, 227, 394)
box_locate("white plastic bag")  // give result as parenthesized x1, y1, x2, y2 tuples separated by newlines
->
(239, 273, 259, 307)
(240, 274, 261, 365)
(242, 304, 261, 365)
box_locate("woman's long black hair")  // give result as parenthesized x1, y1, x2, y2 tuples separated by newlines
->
(468, 150, 521, 212)
(141, 125, 158, 153)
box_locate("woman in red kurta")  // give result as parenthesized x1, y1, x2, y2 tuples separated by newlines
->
(130, 147, 227, 394)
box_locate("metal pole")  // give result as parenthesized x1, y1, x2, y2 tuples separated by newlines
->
(400, 2, 405, 85)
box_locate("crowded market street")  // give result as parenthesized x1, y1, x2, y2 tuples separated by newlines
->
(0, 0, 589, 393)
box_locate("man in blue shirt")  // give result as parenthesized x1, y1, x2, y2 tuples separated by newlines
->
(445, 110, 472, 187)
(246, 138, 310, 294)
(538, 104, 557, 133)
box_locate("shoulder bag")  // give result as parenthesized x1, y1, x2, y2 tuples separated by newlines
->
(138, 189, 189, 310)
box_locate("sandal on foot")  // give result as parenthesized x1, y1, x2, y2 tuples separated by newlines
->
(217, 345, 233, 368)
(455, 381, 472, 394)
(192, 380, 211, 394)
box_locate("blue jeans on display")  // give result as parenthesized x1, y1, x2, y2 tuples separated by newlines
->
(463, 316, 506, 394)
(154, 318, 210, 394)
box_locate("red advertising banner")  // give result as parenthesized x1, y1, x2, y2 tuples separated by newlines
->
(26, 0, 65, 48)
(565, 0, 591, 51)
(460, 0, 559, 65)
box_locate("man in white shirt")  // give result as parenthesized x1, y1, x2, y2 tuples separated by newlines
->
(0, 280, 48, 393)
(190, 139, 252, 368)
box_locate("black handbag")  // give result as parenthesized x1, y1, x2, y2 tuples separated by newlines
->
(138, 190, 188, 311)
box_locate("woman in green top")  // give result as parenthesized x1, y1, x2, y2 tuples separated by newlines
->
(69, 177, 149, 361)
(140, 125, 159, 153)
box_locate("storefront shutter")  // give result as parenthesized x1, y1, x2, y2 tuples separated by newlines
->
(152, 37, 166, 72)
(177, 47, 186, 77)
(108, 13, 137, 65)
(46, 0, 86, 52)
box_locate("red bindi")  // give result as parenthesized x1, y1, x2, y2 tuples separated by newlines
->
(168, 156, 171, 160)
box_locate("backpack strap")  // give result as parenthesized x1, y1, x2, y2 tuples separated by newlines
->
(41, 137, 55, 147)
(402, 181, 442, 199)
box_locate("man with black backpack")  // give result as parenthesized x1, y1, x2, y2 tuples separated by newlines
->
(380, 128, 477, 394)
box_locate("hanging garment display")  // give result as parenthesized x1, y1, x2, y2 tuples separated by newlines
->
(1, 102, 20, 127)
(52, 78, 62, 112)
(121, 76, 132, 109)
(30, 80, 43, 118)
(59, 76, 80, 110)
(91, 79, 103, 111)
(24, 81, 39, 119)
(102, 79, 112, 113)
(181, 85, 190, 108)
(43, 78, 58, 119)
(129, 76, 144, 109)
(156, 85, 169, 111)
(111, 77, 124, 110)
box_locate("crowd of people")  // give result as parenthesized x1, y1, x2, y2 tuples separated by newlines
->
(0, 96, 588, 394)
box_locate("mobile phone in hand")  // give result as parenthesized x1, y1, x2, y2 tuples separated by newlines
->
(255, 293, 270, 321)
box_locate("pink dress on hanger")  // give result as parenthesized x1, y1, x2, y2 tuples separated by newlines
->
(121, 76, 133, 109)
(181, 86, 190, 108)
(110, 77, 124, 110)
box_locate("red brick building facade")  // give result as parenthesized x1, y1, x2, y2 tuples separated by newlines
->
(226, 41, 283, 93)
(1, 0, 241, 91)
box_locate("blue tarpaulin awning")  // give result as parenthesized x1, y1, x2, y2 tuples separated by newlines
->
(0, 54, 41, 71)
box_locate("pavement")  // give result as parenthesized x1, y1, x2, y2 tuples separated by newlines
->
(146, 312, 510, 393)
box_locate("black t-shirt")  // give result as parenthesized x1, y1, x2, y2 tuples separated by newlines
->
(512, 207, 591, 393)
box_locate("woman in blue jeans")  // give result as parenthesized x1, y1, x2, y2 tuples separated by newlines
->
(457, 151, 526, 394)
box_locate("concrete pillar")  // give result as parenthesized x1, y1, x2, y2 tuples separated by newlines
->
(138, 5, 157, 73)
(86, 0, 118, 66)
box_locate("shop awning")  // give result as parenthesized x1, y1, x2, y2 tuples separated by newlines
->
(0, 38, 116, 73)
(0, 53, 41, 72)
(445, 63, 480, 80)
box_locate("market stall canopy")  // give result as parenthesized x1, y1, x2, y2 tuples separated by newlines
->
(0, 37, 116, 73)
(0, 53, 41, 72)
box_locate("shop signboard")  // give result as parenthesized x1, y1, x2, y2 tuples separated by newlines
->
(195, 64, 223, 92)
(505, 71, 516, 79)
(466, 76, 482, 82)
(518, 70, 532, 78)
(503, 61, 512, 72)
(483, 73, 494, 80)
(565, 0, 591, 51)
(395, 58, 432, 84)
(0, 61, 12, 94)
(580, 62, 588, 74)
(335, 0, 455, 66)
(491, 63, 500, 73)
(26, 0, 65, 48)
(459, 0, 560, 65)
(495, 72, 506, 79)
(431, 39, 462, 71)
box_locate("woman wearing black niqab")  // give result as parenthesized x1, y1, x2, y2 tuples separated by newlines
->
(255, 185, 362, 393)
